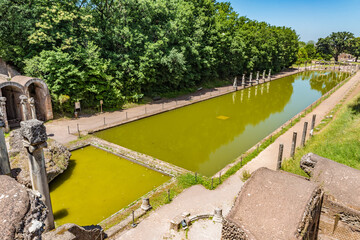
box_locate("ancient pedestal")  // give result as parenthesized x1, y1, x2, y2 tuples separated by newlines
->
(20, 119, 54, 230)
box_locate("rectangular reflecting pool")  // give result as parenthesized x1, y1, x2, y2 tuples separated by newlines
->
(50, 145, 171, 226)
(95, 71, 350, 176)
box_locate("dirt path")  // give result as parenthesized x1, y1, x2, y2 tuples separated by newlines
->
(109, 71, 360, 239)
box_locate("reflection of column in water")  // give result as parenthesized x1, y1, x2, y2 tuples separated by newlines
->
(232, 92, 236, 104)
(240, 90, 243, 102)
(248, 88, 251, 99)
(255, 85, 258, 96)
(267, 82, 270, 93)
(261, 84, 264, 95)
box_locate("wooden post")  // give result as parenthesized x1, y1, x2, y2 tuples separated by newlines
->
(290, 132, 297, 158)
(301, 122, 308, 147)
(310, 114, 316, 137)
(277, 144, 284, 170)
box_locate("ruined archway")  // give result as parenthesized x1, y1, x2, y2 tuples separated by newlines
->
(0, 83, 24, 127)
(24, 79, 53, 121)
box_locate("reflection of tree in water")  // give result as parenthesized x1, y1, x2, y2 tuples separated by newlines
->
(305, 71, 350, 95)
(96, 71, 347, 175)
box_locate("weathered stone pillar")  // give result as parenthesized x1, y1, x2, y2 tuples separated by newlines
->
(256, 71, 259, 82)
(141, 198, 152, 211)
(29, 97, 36, 120)
(213, 208, 223, 223)
(20, 120, 54, 230)
(233, 76, 237, 90)
(20, 95, 28, 121)
(0, 97, 9, 132)
(249, 73, 252, 85)
(242, 74, 245, 86)
(262, 70, 266, 80)
(268, 69, 271, 81)
(0, 118, 11, 176)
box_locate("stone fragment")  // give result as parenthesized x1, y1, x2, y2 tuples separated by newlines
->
(9, 129, 71, 187)
(0, 175, 47, 240)
(42, 223, 105, 240)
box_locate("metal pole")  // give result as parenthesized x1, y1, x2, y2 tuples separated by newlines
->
(103, 117, 105, 125)
(277, 144, 284, 170)
(77, 123, 80, 138)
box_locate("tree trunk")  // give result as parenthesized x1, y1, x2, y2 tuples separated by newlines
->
(334, 55, 339, 62)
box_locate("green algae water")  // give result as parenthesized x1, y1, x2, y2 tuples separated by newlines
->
(49, 145, 170, 226)
(95, 71, 350, 176)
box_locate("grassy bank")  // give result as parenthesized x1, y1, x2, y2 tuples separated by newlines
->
(282, 92, 360, 177)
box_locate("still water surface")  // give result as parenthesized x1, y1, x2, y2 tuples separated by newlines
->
(50, 146, 170, 226)
(95, 71, 349, 176)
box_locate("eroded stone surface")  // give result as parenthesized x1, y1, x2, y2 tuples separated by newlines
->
(9, 129, 71, 187)
(20, 120, 47, 146)
(222, 167, 323, 240)
(0, 175, 47, 240)
(300, 153, 360, 211)
(42, 223, 105, 240)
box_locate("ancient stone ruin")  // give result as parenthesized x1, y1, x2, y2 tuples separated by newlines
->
(0, 60, 53, 130)
(222, 167, 323, 240)
(301, 153, 360, 238)
(0, 175, 48, 240)
(9, 128, 71, 188)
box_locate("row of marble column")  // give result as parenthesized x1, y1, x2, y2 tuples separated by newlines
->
(0, 94, 37, 132)
(233, 69, 272, 89)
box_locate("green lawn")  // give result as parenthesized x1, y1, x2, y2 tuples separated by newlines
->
(282, 92, 360, 177)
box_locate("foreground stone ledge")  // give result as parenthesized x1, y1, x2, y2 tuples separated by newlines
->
(222, 167, 323, 240)
(43, 223, 105, 240)
(300, 153, 360, 211)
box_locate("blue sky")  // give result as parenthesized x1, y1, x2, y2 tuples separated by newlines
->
(221, 0, 360, 42)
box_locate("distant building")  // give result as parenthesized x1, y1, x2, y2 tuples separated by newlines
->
(338, 53, 354, 62)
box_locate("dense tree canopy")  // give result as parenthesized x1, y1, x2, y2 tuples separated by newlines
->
(0, 0, 299, 112)
(316, 32, 354, 61)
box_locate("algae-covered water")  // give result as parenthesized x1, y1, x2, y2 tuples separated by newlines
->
(95, 71, 350, 176)
(50, 145, 170, 226)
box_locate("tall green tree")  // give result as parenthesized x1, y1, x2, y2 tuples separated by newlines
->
(349, 37, 360, 62)
(316, 32, 354, 62)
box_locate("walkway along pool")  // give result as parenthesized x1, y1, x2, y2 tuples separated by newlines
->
(95, 71, 350, 176)
(49, 145, 171, 226)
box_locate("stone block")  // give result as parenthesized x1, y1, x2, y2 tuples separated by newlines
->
(222, 167, 323, 240)
(300, 153, 360, 211)
(20, 119, 47, 145)
(43, 223, 105, 240)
